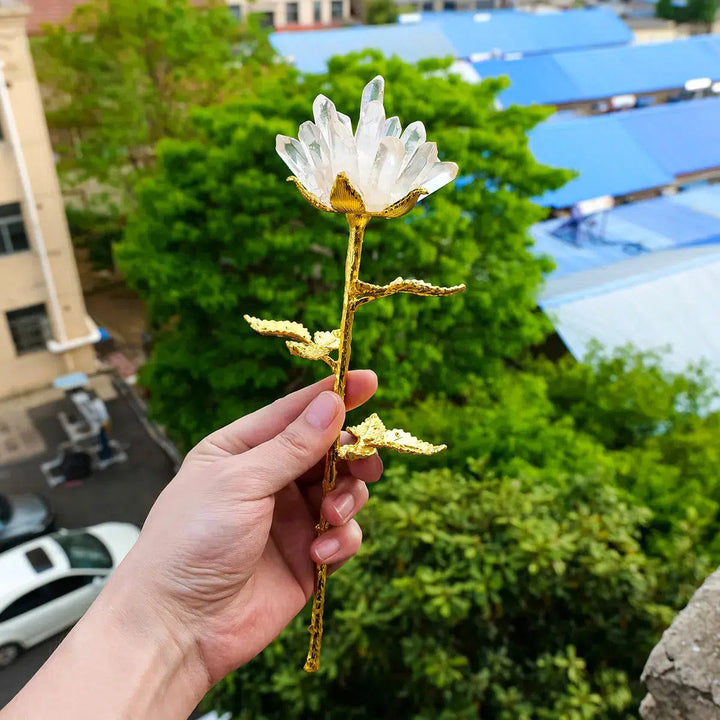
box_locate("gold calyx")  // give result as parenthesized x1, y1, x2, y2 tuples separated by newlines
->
(287, 174, 426, 219)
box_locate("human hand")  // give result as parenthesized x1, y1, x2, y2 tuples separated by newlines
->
(114, 370, 381, 686)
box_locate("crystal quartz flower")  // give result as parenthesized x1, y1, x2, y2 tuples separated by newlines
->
(276, 75, 459, 215)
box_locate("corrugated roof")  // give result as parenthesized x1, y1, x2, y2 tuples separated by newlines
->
(529, 114, 674, 208)
(270, 23, 456, 73)
(271, 8, 633, 73)
(531, 189, 720, 279)
(475, 35, 720, 106)
(538, 244, 720, 387)
(619, 97, 720, 177)
(425, 8, 632, 58)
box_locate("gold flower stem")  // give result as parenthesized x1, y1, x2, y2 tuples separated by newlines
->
(304, 212, 369, 673)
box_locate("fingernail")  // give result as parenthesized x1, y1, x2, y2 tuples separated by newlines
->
(305, 392, 340, 430)
(331, 493, 354, 522)
(314, 536, 340, 562)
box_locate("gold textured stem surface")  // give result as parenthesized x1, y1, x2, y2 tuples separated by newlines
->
(304, 213, 369, 672)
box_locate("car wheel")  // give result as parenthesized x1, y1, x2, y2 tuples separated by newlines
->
(0, 643, 20, 669)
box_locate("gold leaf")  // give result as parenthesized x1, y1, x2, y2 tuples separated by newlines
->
(356, 277, 466, 298)
(329, 173, 366, 215)
(286, 341, 331, 361)
(287, 176, 334, 213)
(338, 413, 446, 461)
(244, 315, 312, 343)
(313, 329, 341, 351)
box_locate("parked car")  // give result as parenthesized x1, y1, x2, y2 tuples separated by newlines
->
(0, 522, 140, 668)
(0, 493, 54, 551)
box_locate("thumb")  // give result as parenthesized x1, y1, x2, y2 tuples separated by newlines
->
(230, 391, 345, 500)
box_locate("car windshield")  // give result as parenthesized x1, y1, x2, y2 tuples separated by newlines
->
(55, 531, 112, 569)
(0, 495, 10, 525)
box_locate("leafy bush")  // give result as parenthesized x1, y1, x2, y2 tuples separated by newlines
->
(203, 465, 675, 719)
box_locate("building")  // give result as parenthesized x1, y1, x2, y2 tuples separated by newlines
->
(0, 1, 97, 398)
(227, 0, 350, 27)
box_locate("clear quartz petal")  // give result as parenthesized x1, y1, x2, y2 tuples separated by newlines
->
(275, 135, 317, 191)
(312, 94, 338, 145)
(337, 112, 353, 133)
(399, 121, 427, 170)
(361, 75, 384, 109)
(355, 99, 386, 187)
(366, 136, 404, 211)
(396, 142, 437, 196)
(384, 116, 401, 137)
(417, 161, 459, 196)
(328, 116, 359, 187)
(298, 121, 333, 197)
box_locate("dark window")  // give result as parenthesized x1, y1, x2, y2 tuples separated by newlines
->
(55, 531, 112, 570)
(314, 0, 322, 21)
(443, 0, 455, 7)
(331, 0, 343, 18)
(26, 548, 53, 573)
(6, 305, 50, 355)
(422, 0, 434, 9)
(228, 3, 242, 20)
(286, 1, 299, 22)
(0, 576, 92, 622)
(253, 11, 274, 26)
(0, 203, 28, 256)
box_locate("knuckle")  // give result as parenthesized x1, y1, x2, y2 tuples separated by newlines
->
(277, 427, 311, 460)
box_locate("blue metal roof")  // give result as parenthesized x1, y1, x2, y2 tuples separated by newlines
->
(530, 187, 720, 280)
(269, 23, 456, 74)
(618, 97, 720, 177)
(270, 8, 633, 73)
(423, 8, 632, 57)
(475, 35, 720, 106)
(529, 114, 674, 208)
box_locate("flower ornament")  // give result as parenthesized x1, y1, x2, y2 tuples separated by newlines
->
(276, 75, 459, 217)
(247, 75, 464, 673)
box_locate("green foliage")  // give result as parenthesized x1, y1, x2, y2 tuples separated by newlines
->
(202, 466, 673, 719)
(31, 0, 269, 208)
(655, 0, 718, 25)
(116, 53, 569, 448)
(365, 0, 399, 25)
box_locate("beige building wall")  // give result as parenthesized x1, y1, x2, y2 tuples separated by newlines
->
(0, 2, 95, 398)
(227, 0, 351, 27)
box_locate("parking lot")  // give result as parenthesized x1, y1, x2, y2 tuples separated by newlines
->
(0, 376, 176, 706)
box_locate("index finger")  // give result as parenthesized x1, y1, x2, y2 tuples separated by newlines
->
(199, 369, 378, 456)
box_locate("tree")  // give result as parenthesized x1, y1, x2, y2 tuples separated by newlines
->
(116, 53, 570, 448)
(364, 0, 399, 25)
(31, 0, 266, 210)
(656, 0, 718, 29)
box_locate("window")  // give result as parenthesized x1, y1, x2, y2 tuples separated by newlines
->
(6, 305, 50, 355)
(253, 10, 274, 26)
(422, 0, 434, 9)
(55, 531, 112, 570)
(0, 577, 92, 622)
(314, 0, 322, 21)
(443, 0, 456, 8)
(286, 1, 298, 22)
(26, 548, 53, 573)
(0, 203, 29, 256)
(228, 3, 242, 21)
(331, 0, 343, 18)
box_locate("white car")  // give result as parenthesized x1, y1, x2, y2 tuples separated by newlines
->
(0, 522, 140, 668)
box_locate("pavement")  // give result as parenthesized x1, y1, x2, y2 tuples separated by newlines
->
(0, 374, 177, 708)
